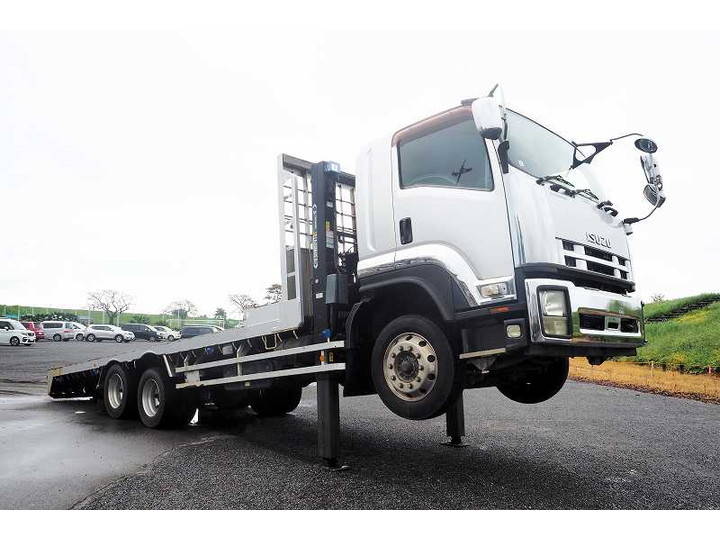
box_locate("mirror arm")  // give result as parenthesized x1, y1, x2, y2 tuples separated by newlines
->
(497, 140, 510, 174)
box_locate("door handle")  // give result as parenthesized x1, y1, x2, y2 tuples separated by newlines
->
(399, 217, 413, 245)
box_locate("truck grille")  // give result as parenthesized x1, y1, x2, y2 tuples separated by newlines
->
(559, 238, 632, 281)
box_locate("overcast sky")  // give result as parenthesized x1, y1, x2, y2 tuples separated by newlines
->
(1, 2, 718, 316)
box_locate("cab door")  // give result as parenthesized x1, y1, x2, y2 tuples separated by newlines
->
(391, 107, 515, 308)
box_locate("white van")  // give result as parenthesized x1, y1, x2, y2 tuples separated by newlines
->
(0, 318, 36, 346)
(41, 321, 80, 342)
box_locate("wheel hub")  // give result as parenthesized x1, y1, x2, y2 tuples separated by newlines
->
(383, 333, 438, 402)
(107, 373, 124, 410)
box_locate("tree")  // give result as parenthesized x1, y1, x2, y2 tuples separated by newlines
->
(228, 293, 257, 320)
(264, 283, 282, 304)
(88, 290, 132, 325)
(164, 300, 197, 320)
(129, 314, 151, 324)
(214, 307, 227, 321)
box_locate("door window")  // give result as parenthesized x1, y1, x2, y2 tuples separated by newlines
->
(398, 118, 493, 191)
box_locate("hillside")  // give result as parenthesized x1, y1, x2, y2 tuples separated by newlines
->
(625, 294, 720, 371)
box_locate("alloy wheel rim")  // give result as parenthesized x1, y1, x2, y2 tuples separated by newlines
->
(107, 373, 124, 409)
(141, 379, 161, 417)
(383, 332, 438, 402)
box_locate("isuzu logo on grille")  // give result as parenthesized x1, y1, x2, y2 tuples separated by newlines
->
(586, 232, 611, 249)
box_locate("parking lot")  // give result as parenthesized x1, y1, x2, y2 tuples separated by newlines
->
(1, 341, 719, 509)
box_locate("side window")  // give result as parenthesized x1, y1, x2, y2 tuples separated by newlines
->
(0, 322, 12, 330)
(398, 118, 493, 190)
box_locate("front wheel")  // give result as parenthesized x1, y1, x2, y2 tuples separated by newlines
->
(10, 336, 20, 346)
(86, 334, 96, 342)
(371, 315, 461, 420)
(114, 334, 124, 343)
(496, 357, 569, 404)
(167, 335, 175, 342)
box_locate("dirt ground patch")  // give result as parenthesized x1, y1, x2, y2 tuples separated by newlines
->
(569, 358, 720, 404)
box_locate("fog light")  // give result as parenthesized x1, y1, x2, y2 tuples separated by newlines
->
(542, 316, 569, 337)
(506, 324, 522, 338)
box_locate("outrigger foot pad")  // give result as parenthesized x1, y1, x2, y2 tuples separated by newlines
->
(441, 437, 469, 448)
(324, 458, 350, 471)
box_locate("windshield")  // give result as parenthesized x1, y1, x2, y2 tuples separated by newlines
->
(10, 320, 26, 330)
(506, 110, 603, 198)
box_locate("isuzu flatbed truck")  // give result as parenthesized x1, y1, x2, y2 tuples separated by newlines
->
(48, 89, 666, 467)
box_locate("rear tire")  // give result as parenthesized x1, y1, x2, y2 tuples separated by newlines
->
(249, 385, 302, 417)
(53, 334, 61, 342)
(371, 314, 461, 420)
(137, 367, 195, 428)
(76, 334, 84, 341)
(496, 357, 569, 404)
(103, 364, 137, 419)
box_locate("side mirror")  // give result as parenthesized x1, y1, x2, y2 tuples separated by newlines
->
(635, 138, 658, 153)
(643, 184, 666, 207)
(471, 97, 504, 140)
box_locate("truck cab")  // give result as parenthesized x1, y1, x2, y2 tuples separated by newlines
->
(349, 95, 660, 418)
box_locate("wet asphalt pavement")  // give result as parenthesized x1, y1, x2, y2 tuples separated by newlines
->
(1, 341, 719, 509)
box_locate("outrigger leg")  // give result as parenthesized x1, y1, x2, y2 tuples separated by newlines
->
(442, 391, 468, 447)
(316, 372, 349, 470)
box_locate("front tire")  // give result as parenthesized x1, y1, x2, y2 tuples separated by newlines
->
(137, 367, 195, 428)
(496, 357, 569, 404)
(86, 334, 96, 342)
(103, 364, 137, 419)
(371, 315, 461, 420)
(167, 335, 175, 342)
(114, 334, 124, 343)
(10, 336, 20, 346)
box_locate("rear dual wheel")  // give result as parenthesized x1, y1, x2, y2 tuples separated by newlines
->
(249, 385, 302, 417)
(137, 367, 196, 428)
(103, 365, 195, 427)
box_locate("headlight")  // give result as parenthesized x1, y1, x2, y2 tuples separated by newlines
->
(538, 289, 571, 337)
(539, 290, 567, 316)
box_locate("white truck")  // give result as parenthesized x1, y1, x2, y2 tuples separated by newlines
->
(48, 88, 665, 467)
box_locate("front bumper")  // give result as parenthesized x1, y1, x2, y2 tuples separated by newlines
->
(526, 278, 644, 347)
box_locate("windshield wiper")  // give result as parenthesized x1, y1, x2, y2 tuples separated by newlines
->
(536, 175, 577, 196)
(574, 188, 599, 201)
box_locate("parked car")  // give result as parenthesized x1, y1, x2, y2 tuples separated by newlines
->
(152, 325, 181, 341)
(121, 323, 162, 341)
(0, 318, 36, 346)
(180, 325, 223, 339)
(70, 322, 87, 341)
(21, 321, 45, 340)
(85, 324, 134, 343)
(41, 321, 81, 342)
